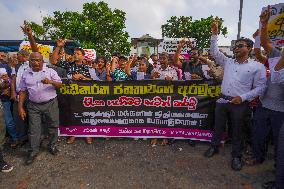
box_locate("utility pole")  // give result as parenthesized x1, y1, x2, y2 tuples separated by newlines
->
(237, 0, 243, 39)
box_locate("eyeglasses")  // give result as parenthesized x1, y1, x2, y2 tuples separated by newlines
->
(233, 44, 248, 49)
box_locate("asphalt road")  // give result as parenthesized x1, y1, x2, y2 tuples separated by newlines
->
(0, 137, 275, 189)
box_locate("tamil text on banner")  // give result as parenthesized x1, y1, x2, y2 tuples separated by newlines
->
(261, 3, 284, 47)
(58, 80, 221, 141)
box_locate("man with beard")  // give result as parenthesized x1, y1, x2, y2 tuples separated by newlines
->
(203, 17, 267, 171)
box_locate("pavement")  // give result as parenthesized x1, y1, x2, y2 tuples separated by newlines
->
(0, 137, 275, 189)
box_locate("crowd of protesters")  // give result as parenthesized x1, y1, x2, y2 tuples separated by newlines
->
(0, 5, 283, 189)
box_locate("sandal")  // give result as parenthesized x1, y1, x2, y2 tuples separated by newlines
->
(85, 137, 93, 144)
(161, 139, 168, 146)
(151, 139, 157, 147)
(66, 136, 75, 144)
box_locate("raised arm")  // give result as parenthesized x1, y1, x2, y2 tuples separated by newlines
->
(260, 6, 273, 54)
(173, 39, 187, 69)
(110, 57, 118, 73)
(253, 29, 267, 64)
(210, 17, 230, 67)
(21, 21, 38, 52)
(52, 39, 65, 65)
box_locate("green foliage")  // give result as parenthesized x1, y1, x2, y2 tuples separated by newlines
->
(28, 1, 131, 57)
(161, 16, 228, 49)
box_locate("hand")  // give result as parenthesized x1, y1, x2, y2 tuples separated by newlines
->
(211, 17, 219, 35)
(260, 5, 271, 26)
(252, 29, 260, 39)
(56, 39, 66, 48)
(178, 39, 187, 49)
(18, 107, 26, 120)
(20, 20, 32, 35)
(1, 74, 9, 81)
(230, 96, 242, 104)
(165, 76, 173, 81)
(106, 62, 111, 71)
(151, 72, 160, 79)
(41, 78, 53, 85)
(128, 55, 134, 62)
(111, 57, 119, 65)
(191, 73, 201, 79)
(72, 73, 84, 80)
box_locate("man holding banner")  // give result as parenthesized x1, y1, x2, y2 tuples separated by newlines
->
(203, 17, 267, 171)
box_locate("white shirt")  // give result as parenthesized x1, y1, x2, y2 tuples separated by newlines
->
(152, 66, 178, 80)
(210, 35, 267, 101)
(12, 61, 30, 93)
(270, 56, 284, 84)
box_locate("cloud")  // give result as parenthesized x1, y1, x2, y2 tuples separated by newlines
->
(0, 0, 283, 46)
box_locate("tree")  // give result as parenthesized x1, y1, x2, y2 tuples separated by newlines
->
(27, 1, 131, 57)
(161, 16, 228, 49)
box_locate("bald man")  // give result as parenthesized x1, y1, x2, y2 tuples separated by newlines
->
(18, 52, 63, 165)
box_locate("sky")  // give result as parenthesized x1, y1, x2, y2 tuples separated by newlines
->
(0, 0, 283, 46)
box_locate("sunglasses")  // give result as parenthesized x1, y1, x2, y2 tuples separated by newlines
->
(233, 44, 248, 49)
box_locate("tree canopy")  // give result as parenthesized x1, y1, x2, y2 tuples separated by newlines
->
(28, 1, 131, 57)
(161, 16, 228, 49)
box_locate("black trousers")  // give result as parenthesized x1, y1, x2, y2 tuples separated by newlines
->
(276, 122, 284, 189)
(211, 102, 248, 158)
(252, 105, 284, 163)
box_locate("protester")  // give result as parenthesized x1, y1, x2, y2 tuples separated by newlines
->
(150, 52, 178, 146)
(247, 13, 284, 169)
(173, 39, 204, 79)
(0, 68, 18, 148)
(18, 52, 63, 165)
(252, 6, 284, 189)
(89, 55, 108, 81)
(52, 39, 93, 144)
(110, 55, 132, 81)
(131, 58, 151, 80)
(203, 17, 267, 171)
(198, 54, 224, 81)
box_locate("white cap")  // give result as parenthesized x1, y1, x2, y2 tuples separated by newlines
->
(0, 68, 7, 76)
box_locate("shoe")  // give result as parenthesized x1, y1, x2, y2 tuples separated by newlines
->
(262, 181, 276, 189)
(10, 140, 20, 149)
(168, 139, 176, 145)
(49, 146, 59, 155)
(85, 137, 93, 144)
(204, 146, 219, 158)
(161, 139, 168, 146)
(231, 157, 243, 171)
(244, 157, 264, 166)
(66, 136, 75, 144)
(25, 154, 37, 165)
(188, 140, 196, 147)
(151, 139, 157, 147)
(0, 163, 13, 173)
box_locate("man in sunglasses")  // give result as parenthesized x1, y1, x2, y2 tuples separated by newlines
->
(203, 17, 267, 171)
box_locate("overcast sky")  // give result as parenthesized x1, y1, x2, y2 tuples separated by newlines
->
(0, 0, 282, 45)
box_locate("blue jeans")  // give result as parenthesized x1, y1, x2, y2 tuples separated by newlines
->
(1, 100, 18, 141)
